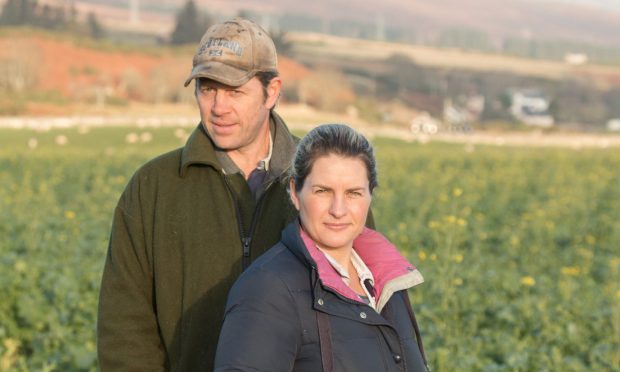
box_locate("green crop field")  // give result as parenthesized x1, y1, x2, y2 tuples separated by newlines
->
(1, 126, 619, 371)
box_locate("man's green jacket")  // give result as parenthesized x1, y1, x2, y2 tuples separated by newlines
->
(97, 112, 298, 371)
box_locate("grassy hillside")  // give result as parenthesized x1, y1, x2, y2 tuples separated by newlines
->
(290, 32, 620, 86)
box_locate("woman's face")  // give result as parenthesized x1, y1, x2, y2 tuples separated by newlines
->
(290, 153, 372, 253)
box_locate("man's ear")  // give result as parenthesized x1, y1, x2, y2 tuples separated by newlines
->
(289, 179, 300, 211)
(265, 77, 282, 110)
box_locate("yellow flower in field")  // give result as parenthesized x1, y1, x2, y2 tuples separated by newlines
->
(616, 290, 620, 300)
(444, 215, 457, 224)
(86, 341, 96, 351)
(428, 220, 440, 229)
(113, 175, 127, 185)
(452, 278, 463, 286)
(430, 254, 437, 261)
(398, 222, 407, 230)
(521, 276, 536, 286)
(561, 266, 581, 276)
(1, 338, 20, 371)
(3, 338, 20, 350)
(457, 218, 467, 227)
(14, 260, 26, 273)
(585, 235, 596, 245)
(452, 187, 463, 197)
(418, 251, 427, 261)
(64, 210, 76, 219)
(439, 193, 449, 203)
(452, 254, 464, 263)
(577, 248, 593, 260)
(510, 236, 520, 247)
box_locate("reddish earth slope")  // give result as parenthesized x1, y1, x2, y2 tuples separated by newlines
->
(0, 32, 309, 102)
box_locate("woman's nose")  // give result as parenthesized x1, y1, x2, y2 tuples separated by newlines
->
(329, 195, 347, 218)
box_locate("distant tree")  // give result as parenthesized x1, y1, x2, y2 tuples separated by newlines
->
(604, 88, 620, 119)
(87, 12, 105, 39)
(298, 68, 355, 112)
(66, 2, 77, 26)
(0, 38, 40, 93)
(170, 0, 211, 45)
(233, 10, 292, 57)
(36, 4, 53, 28)
(51, 5, 66, 28)
(0, 0, 36, 26)
(237, 9, 257, 20)
(551, 79, 607, 125)
(270, 30, 293, 57)
(34, 3, 67, 29)
(0, 0, 104, 40)
(377, 54, 439, 99)
(480, 92, 513, 122)
(437, 27, 494, 52)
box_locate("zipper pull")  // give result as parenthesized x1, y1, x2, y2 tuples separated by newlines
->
(242, 237, 251, 257)
(241, 237, 252, 271)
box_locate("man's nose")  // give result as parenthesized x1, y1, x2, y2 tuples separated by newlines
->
(211, 90, 231, 115)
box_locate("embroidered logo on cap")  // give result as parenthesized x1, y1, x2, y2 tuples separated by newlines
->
(198, 38, 244, 57)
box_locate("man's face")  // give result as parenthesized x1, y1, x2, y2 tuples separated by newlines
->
(196, 76, 281, 152)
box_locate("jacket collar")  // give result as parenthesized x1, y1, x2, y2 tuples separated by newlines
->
(179, 111, 296, 178)
(282, 221, 424, 311)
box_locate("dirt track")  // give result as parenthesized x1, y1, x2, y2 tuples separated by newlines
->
(1, 107, 619, 149)
(294, 123, 620, 149)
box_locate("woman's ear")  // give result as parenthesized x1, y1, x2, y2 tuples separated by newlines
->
(289, 179, 300, 211)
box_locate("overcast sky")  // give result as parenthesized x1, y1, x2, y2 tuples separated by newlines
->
(531, 0, 620, 12)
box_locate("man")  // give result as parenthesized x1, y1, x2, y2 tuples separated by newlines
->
(97, 18, 298, 371)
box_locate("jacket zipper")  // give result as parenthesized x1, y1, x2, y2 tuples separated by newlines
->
(222, 174, 274, 271)
(241, 197, 265, 270)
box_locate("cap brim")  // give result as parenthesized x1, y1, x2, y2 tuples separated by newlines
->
(183, 62, 256, 87)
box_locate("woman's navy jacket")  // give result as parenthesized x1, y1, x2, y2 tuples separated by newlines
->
(215, 221, 427, 372)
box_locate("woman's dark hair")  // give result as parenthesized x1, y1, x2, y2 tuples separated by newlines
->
(291, 124, 378, 193)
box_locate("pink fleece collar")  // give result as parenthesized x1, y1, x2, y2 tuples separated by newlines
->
(300, 226, 417, 303)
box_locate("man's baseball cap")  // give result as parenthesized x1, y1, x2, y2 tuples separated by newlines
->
(183, 17, 278, 87)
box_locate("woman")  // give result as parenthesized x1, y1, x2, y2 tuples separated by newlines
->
(214, 124, 429, 372)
